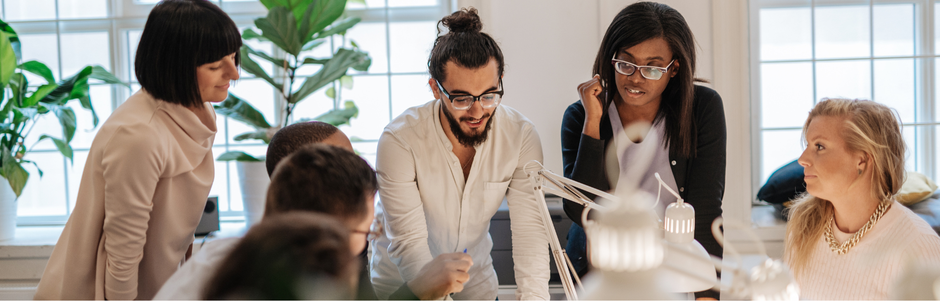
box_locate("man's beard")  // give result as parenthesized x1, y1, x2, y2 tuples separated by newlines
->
(441, 104, 495, 147)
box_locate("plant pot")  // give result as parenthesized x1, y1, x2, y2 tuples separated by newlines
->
(236, 161, 270, 227)
(0, 179, 17, 241)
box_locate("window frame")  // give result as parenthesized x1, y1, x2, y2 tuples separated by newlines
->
(11, 0, 451, 226)
(749, 0, 938, 203)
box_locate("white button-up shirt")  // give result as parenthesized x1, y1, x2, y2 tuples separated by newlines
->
(371, 99, 550, 300)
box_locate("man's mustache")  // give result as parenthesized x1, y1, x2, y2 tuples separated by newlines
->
(460, 113, 491, 122)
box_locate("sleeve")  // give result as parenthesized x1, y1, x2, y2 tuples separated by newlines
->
(153, 238, 239, 300)
(387, 284, 419, 300)
(506, 123, 551, 300)
(375, 130, 434, 283)
(561, 102, 609, 227)
(686, 88, 727, 260)
(687, 89, 727, 300)
(100, 126, 164, 300)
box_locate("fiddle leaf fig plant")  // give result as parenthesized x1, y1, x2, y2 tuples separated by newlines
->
(215, 0, 371, 162)
(0, 19, 126, 197)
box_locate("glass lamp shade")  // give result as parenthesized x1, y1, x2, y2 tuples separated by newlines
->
(664, 201, 695, 244)
(749, 258, 799, 301)
(586, 192, 663, 272)
(661, 239, 718, 293)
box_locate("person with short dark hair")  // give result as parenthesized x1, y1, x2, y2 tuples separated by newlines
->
(34, 0, 240, 299)
(371, 7, 550, 300)
(561, 2, 726, 298)
(156, 124, 471, 300)
(202, 212, 359, 300)
(265, 121, 352, 176)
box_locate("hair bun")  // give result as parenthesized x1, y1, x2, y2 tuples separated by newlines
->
(442, 7, 482, 33)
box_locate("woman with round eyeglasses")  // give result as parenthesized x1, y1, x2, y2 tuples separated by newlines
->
(560, 2, 726, 299)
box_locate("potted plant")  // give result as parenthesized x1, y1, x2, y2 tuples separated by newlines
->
(0, 20, 125, 241)
(214, 0, 370, 225)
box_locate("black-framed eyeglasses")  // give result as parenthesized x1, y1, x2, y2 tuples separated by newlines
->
(611, 54, 675, 80)
(435, 78, 504, 110)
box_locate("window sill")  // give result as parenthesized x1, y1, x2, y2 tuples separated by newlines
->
(0, 221, 249, 257)
(723, 204, 787, 258)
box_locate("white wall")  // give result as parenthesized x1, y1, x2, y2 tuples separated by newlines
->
(455, 0, 755, 231)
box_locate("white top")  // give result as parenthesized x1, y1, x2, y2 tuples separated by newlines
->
(788, 201, 940, 300)
(34, 90, 217, 300)
(606, 102, 679, 217)
(152, 237, 239, 299)
(371, 100, 550, 300)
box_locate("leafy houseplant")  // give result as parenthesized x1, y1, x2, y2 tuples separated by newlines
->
(0, 20, 124, 197)
(215, 0, 371, 162)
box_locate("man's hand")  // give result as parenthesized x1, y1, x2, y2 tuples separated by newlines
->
(406, 253, 473, 300)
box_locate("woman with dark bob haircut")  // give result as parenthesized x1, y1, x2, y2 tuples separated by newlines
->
(561, 2, 725, 298)
(34, 0, 240, 299)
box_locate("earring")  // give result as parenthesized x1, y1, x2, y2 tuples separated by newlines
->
(858, 169, 863, 175)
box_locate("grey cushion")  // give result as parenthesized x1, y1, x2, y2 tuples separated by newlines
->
(908, 191, 940, 234)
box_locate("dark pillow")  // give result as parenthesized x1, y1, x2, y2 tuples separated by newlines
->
(757, 160, 805, 205)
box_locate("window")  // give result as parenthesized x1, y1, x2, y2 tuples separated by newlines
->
(11, 0, 450, 225)
(751, 0, 937, 196)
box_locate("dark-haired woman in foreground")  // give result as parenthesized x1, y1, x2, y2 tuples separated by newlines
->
(561, 2, 725, 298)
(202, 212, 359, 300)
(34, 0, 239, 299)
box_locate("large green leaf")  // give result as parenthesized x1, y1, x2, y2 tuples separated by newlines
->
(302, 40, 325, 52)
(216, 150, 263, 162)
(259, 0, 345, 38)
(0, 148, 28, 197)
(296, 0, 318, 45)
(0, 90, 15, 125)
(312, 100, 358, 126)
(313, 17, 361, 40)
(11, 107, 34, 124)
(214, 93, 273, 129)
(40, 66, 93, 105)
(351, 56, 371, 72)
(23, 84, 58, 108)
(0, 32, 16, 91)
(18, 61, 54, 84)
(78, 95, 99, 127)
(242, 28, 269, 42)
(259, 0, 312, 11)
(37, 134, 73, 162)
(291, 48, 367, 103)
(0, 20, 21, 61)
(302, 57, 330, 65)
(89, 66, 128, 86)
(304, 0, 347, 39)
(244, 45, 288, 70)
(233, 129, 272, 143)
(255, 6, 302, 56)
(239, 45, 284, 93)
(8, 73, 26, 107)
(45, 105, 76, 143)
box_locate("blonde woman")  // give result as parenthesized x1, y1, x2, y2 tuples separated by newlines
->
(786, 98, 940, 299)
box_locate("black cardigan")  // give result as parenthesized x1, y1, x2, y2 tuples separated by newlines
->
(561, 85, 726, 293)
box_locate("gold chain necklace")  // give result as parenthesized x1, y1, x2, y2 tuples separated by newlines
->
(824, 200, 892, 255)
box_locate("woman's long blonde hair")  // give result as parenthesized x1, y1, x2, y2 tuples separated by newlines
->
(784, 98, 906, 276)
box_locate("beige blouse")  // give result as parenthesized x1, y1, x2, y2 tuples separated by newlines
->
(34, 90, 216, 300)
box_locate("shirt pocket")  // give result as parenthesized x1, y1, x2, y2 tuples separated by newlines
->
(483, 180, 511, 207)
